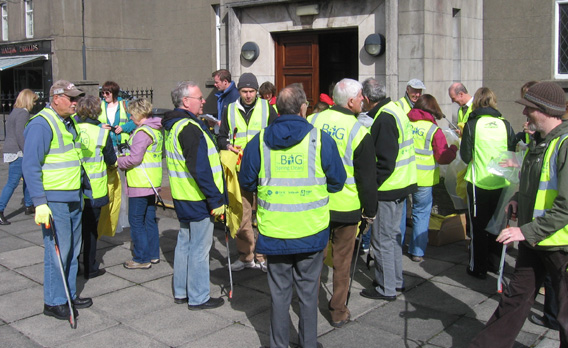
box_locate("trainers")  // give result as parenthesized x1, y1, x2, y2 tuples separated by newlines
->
(150, 259, 160, 264)
(123, 260, 152, 269)
(231, 259, 257, 272)
(259, 261, 267, 273)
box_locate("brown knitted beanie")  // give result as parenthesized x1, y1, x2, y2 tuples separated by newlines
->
(516, 82, 566, 117)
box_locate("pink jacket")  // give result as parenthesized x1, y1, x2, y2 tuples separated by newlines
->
(407, 108, 457, 165)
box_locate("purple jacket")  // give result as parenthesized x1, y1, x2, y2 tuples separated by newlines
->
(117, 116, 162, 197)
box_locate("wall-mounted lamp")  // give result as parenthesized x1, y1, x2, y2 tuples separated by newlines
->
(241, 41, 260, 62)
(364, 33, 386, 57)
(296, 4, 319, 16)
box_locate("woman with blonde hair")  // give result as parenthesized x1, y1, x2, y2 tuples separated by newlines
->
(460, 87, 516, 279)
(0, 89, 38, 224)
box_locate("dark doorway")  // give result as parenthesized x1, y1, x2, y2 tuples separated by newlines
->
(318, 30, 358, 100)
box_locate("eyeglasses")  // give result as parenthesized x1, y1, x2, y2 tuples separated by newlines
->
(185, 96, 205, 102)
(102, 91, 112, 95)
(58, 94, 79, 102)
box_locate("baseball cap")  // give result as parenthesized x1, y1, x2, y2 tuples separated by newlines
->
(49, 80, 85, 97)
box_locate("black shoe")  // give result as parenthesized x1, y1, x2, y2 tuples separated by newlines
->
(466, 267, 487, 280)
(188, 297, 224, 310)
(372, 280, 405, 292)
(72, 297, 93, 309)
(84, 269, 106, 279)
(331, 314, 350, 328)
(24, 206, 35, 215)
(174, 297, 188, 304)
(360, 288, 396, 301)
(43, 303, 78, 320)
(529, 313, 559, 330)
(0, 212, 11, 225)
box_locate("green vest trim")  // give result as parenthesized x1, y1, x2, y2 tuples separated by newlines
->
(457, 103, 473, 129)
(98, 100, 130, 144)
(464, 115, 509, 190)
(533, 134, 568, 246)
(308, 109, 366, 211)
(77, 122, 110, 199)
(257, 127, 329, 239)
(165, 118, 224, 201)
(29, 108, 82, 191)
(411, 120, 439, 186)
(228, 98, 269, 149)
(126, 125, 163, 188)
(372, 102, 417, 192)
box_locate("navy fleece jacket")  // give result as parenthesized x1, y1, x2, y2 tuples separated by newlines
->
(239, 114, 346, 255)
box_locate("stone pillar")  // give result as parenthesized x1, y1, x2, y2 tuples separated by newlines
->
(385, 0, 398, 97)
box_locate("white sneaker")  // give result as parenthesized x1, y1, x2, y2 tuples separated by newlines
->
(259, 261, 267, 273)
(230, 259, 257, 272)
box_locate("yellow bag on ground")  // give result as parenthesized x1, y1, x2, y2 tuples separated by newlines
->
(98, 166, 121, 238)
(220, 150, 242, 238)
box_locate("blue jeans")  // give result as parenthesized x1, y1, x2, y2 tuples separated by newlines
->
(400, 198, 408, 244)
(408, 186, 433, 257)
(0, 157, 32, 211)
(173, 217, 214, 305)
(128, 195, 159, 263)
(42, 201, 82, 306)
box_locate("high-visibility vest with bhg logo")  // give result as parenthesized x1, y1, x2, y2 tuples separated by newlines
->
(257, 127, 329, 239)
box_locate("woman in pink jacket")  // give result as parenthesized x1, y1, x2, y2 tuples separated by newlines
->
(406, 94, 458, 261)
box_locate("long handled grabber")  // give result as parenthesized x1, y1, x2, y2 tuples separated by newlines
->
(142, 168, 166, 211)
(346, 220, 369, 306)
(497, 209, 514, 294)
(223, 214, 234, 300)
(48, 216, 77, 329)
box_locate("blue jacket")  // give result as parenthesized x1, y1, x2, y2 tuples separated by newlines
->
(214, 82, 239, 120)
(239, 114, 346, 255)
(23, 108, 82, 206)
(162, 108, 227, 223)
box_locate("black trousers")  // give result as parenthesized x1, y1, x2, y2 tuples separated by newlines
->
(467, 183, 502, 275)
(82, 201, 101, 276)
(469, 243, 568, 348)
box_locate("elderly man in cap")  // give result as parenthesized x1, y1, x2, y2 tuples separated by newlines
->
(395, 79, 426, 114)
(218, 72, 278, 272)
(469, 81, 568, 347)
(23, 80, 93, 320)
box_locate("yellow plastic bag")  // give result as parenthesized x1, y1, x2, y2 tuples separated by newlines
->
(98, 166, 121, 238)
(456, 168, 467, 203)
(220, 150, 242, 238)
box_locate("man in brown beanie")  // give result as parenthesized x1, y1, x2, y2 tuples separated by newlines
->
(469, 81, 568, 347)
(218, 72, 278, 272)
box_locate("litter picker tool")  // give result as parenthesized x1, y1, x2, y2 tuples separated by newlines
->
(223, 214, 234, 300)
(48, 216, 77, 329)
(443, 115, 460, 132)
(497, 209, 514, 294)
(142, 168, 166, 211)
(346, 220, 370, 306)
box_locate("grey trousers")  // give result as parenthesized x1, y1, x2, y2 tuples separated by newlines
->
(267, 250, 324, 348)
(372, 200, 404, 296)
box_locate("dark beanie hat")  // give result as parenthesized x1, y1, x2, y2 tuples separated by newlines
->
(516, 82, 566, 117)
(237, 73, 259, 90)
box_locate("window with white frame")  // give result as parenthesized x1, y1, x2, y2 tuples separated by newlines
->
(556, 1, 568, 78)
(25, 0, 33, 38)
(1, 3, 7, 41)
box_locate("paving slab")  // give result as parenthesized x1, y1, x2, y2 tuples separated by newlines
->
(0, 235, 35, 253)
(0, 245, 44, 269)
(0, 286, 44, 322)
(181, 322, 270, 348)
(57, 324, 168, 348)
(319, 320, 422, 348)
(13, 263, 44, 284)
(0, 324, 42, 347)
(93, 285, 174, 321)
(123, 304, 233, 347)
(0, 269, 39, 295)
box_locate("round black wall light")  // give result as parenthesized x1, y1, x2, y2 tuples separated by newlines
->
(241, 42, 260, 62)
(364, 34, 386, 57)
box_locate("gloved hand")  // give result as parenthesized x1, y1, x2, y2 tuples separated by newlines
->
(35, 204, 53, 228)
(210, 205, 225, 218)
(362, 214, 375, 225)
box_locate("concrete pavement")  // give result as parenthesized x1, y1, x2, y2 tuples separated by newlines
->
(0, 158, 560, 347)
